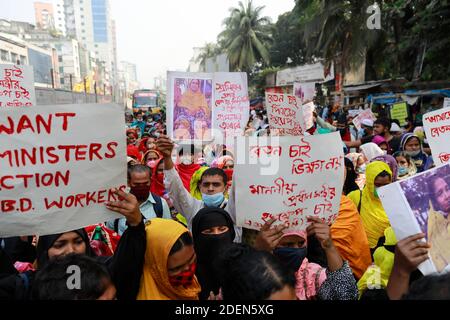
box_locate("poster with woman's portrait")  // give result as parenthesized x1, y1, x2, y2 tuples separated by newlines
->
(379, 164, 450, 274)
(167, 72, 213, 143)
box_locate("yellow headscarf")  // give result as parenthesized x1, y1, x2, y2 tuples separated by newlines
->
(137, 218, 201, 300)
(178, 83, 209, 115)
(348, 161, 392, 248)
(189, 166, 209, 200)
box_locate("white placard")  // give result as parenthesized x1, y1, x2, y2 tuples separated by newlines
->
(234, 133, 344, 231)
(0, 103, 126, 237)
(302, 101, 316, 131)
(352, 108, 376, 130)
(423, 107, 450, 166)
(266, 92, 305, 136)
(293, 82, 316, 103)
(0, 64, 37, 108)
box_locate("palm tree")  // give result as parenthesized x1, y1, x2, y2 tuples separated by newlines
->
(196, 42, 220, 72)
(301, 0, 381, 93)
(218, 0, 273, 73)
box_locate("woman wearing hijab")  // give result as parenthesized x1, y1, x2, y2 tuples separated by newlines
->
(400, 133, 429, 173)
(191, 207, 235, 300)
(372, 135, 390, 154)
(343, 157, 360, 195)
(359, 142, 385, 162)
(216, 155, 234, 190)
(142, 149, 162, 167)
(348, 161, 393, 251)
(371, 154, 399, 183)
(150, 157, 166, 197)
(346, 153, 366, 189)
(393, 151, 417, 180)
(136, 218, 201, 300)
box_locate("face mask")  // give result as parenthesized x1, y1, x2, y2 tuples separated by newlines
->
(398, 166, 408, 176)
(180, 156, 193, 165)
(382, 150, 388, 155)
(147, 160, 157, 168)
(130, 185, 150, 202)
(273, 247, 307, 272)
(169, 262, 197, 287)
(357, 163, 366, 174)
(404, 150, 420, 157)
(202, 192, 225, 208)
(223, 169, 233, 183)
(374, 187, 379, 198)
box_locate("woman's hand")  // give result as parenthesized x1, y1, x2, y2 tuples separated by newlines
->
(254, 219, 288, 252)
(105, 188, 142, 227)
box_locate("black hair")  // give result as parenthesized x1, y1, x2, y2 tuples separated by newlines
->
(200, 168, 227, 186)
(127, 164, 152, 180)
(376, 170, 392, 180)
(178, 144, 196, 156)
(216, 244, 296, 300)
(374, 118, 391, 129)
(393, 151, 412, 165)
(427, 174, 449, 211)
(33, 253, 112, 300)
(169, 232, 194, 256)
(402, 273, 450, 300)
(343, 157, 360, 195)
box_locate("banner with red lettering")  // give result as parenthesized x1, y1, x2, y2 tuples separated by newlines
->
(293, 82, 316, 104)
(352, 108, 376, 130)
(266, 93, 305, 136)
(213, 72, 249, 145)
(234, 132, 344, 231)
(0, 103, 126, 237)
(0, 64, 36, 108)
(423, 107, 450, 166)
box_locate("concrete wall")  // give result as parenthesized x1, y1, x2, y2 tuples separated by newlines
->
(35, 86, 112, 105)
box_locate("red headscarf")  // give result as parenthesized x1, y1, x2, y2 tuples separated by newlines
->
(150, 158, 166, 197)
(127, 144, 142, 162)
(176, 163, 201, 191)
(138, 137, 149, 154)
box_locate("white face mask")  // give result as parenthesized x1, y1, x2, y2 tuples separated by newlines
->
(180, 156, 193, 165)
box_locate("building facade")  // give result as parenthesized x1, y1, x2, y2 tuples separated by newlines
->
(34, 2, 55, 31)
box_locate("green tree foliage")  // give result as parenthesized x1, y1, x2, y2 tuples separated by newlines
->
(218, 0, 273, 73)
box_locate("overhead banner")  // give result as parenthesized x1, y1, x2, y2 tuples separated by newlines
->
(379, 164, 450, 275)
(423, 107, 450, 166)
(0, 103, 126, 237)
(0, 64, 36, 108)
(234, 133, 344, 232)
(265, 92, 305, 136)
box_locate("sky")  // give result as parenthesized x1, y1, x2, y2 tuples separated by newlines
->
(0, 0, 295, 87)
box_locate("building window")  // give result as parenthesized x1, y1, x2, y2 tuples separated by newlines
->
(58, 56, 63, 62)
(20, 55, 27, 65)
(60, 78, 65, 85)
(82, 29, 85, 33)
(10, 53, 18, 64)
(1, 49, 9, 61)
(81, 22, 85, 26)
(59, 67, 64, 74)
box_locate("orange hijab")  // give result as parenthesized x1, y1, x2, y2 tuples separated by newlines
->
(331, 195, 372, 279)
(137, 218, 201, 300)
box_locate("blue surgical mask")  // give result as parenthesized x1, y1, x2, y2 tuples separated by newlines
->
(358, 128, 366, 137)
(357, 163, 366, 174)
(202, 192, 225, 208)
(273, 247, 307, 272)
(398, 166, 408, 176)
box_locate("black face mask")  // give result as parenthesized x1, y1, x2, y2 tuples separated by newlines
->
(273, 247, 307, 272)
(194, 232, 233, 264)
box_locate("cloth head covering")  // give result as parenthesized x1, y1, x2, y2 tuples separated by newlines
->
(126, 129, 138, 139)
(372, 135, 389, 148)
(36, 229, 93, 268)
(357, 227, 397, 297)
(371, 154, 399, 182)
(216, 156, 234, 169)
(142, 149, 162, 164)
(361, 119, 374, 127)
(150, 157, 165, 197)
(189, 166, 210, 200)
(127, 145, 142, 162)
(138, 137, 149, 154)
(176, 163, 202, 192)
(390, 122, 402, 133)
(360, 143, 384, 162)
(346, 153, 363, 170)
(348, 161, 392, 248)
(344, 157, 360, 195)
(400, 133, 428, 172)
(330, 195, 372, 279)
(192, 208, 235, 299)
(137, 218, 201, 300)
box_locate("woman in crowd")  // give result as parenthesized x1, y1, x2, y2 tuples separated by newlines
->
(371, 154, 399, 183)
(393, 151, 417, 180)
(142, 149, 162, 167)
(343, 157, 360, 195)
(372, 135, 390, 154)
(359, 142, 385, 162)
(400, 133, 429, 173)
(192, 207, 235, 300)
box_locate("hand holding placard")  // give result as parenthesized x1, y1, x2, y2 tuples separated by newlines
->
(105, 188, 142, 227)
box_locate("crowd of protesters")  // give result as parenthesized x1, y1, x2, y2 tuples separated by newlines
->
(1, 95, 449, 301)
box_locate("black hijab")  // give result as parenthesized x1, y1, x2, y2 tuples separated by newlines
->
(343, 157, 360, 195)
(36, 229, 94, 269)
(192, 207, 235, 299)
